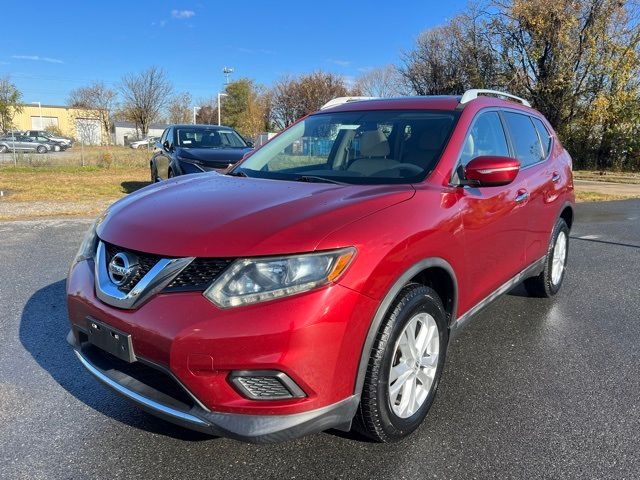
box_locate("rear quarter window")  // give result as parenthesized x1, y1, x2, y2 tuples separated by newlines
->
(531, 117, 552, 158)
(503, 111, 544, 167)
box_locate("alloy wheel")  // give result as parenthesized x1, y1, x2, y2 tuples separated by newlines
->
(551, 231, 567, 285)
(388, 312, 439, 419)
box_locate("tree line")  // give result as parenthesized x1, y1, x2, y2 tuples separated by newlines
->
(1, 0, 639, 171)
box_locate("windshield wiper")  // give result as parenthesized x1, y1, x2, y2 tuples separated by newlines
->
(294, 175, 347, 185)
(227, 169, 248, 177)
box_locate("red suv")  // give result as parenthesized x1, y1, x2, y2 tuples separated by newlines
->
(67, 90, 574, 443)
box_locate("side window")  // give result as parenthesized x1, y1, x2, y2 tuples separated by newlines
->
(460, 111, 509, 166)
(503, 112, 544, 167)
(166, 128, 174, 148)
(531, 117, 552, 158)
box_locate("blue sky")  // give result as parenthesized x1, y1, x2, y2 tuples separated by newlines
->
(0, 0, 467, 106)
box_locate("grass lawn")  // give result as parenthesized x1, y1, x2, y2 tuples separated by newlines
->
(574, 170, 640, 184)
(1, 149, 639, 220)
(0, 166, 150, 202)
(574, 190, 638, 202)
(0, 146, 152, 220)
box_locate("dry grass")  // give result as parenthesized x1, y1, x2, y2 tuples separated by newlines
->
(573, 170, 640, 184)
(2, 153, 639, 220)
(574, 190, 637, 202)
(0, 166, 150, 202)
(0, 149, 151, 220)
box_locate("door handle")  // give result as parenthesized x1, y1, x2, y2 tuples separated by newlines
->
(515, 190, 529, 203)
(551, 172, 561, 183)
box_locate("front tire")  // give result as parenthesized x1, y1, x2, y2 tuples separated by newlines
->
(524, 218, 569, 297)
(0, 145, 8, 153)
(151, 163, 159, 182)
(355, 284, 448, 442)
(36, 145, 47, 154)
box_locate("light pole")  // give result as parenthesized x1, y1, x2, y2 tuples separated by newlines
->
(217, 92, 228, 126)
(31, 102, 43, 129)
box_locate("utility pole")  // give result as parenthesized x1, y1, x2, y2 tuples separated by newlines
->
(217, 93, 228, 126)
(222, 66, 234, 85)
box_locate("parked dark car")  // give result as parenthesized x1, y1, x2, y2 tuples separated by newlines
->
(150, 125, 253, 181)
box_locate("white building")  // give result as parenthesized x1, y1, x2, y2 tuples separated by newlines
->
(113, 121, 169, 146)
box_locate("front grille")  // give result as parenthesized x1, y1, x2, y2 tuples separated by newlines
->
(103, 242, 233, 294)
(236, 376, 293, 399)
(165, 258, 232, 292)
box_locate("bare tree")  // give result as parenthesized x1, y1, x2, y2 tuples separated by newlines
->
(119, 67, 172, 137)
(0, 76, 23, 133)
(68, 81, 117, 144)
(270, 72, 352, 129)
(354, 65, 405, 97)
(195, 98, 218, 124)
(167, 92, 193, 124)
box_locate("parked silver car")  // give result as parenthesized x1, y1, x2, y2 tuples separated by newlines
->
(0, 135, 52, 153)
(25, 130, 73, 147)
(129, 136, 159, 149)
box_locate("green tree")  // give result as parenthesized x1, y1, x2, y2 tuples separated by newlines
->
(0, 76, 23, 133)
(221, 79, 269, 138)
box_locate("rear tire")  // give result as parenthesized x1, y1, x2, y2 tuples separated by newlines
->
(524, 218, 569, 297)
(355, 284, 448, 442)
(0, 145, 8, 153)
(36, 145, 47, 154)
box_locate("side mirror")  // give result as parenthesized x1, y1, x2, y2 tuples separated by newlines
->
(464, 156, 520, 187)
(245, 141, 254, 148)
(163, 140, 171, 152)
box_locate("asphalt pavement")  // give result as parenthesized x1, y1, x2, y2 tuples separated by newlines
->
(0, 200, 638, 479)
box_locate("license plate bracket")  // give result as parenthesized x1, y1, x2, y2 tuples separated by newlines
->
(85, 318, 136, 363)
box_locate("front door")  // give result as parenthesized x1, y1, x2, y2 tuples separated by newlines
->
(456, 110, 529, 311)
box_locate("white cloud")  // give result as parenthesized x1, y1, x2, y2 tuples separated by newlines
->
(327, 58, 351, 67)
(12, 55, 63, 64)
(171, 9, 195, 19)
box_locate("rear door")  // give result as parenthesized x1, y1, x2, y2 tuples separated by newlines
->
(456, 110, 529, 309)
(501, 111, 553, 264)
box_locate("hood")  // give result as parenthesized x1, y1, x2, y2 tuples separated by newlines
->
(98, 174, 415, 257)
(176, 147, 251, 166)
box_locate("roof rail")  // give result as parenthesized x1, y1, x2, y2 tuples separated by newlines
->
(460, 89, 531, 107)
(320, 96, 378, 110)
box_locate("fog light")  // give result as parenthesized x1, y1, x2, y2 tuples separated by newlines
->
(229, 370, 305, 400)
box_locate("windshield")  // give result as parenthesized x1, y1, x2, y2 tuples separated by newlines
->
(235, 110, 458, 184)
(175, 127, 247, 148)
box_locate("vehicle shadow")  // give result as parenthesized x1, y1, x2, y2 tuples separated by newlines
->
(121, 181, 151, 194)
(18, 279, 211, 441)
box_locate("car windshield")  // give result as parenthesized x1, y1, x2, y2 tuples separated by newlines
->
(235, 110, 458, 184)
(175, 127, 246, 148)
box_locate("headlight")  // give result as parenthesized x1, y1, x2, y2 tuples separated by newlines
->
(70, 215, 103, 267)
(204, 248, 356, 308)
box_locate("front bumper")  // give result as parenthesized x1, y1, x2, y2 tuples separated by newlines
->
(67, 259, 377, 440)
(68, 331, 358, 443)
